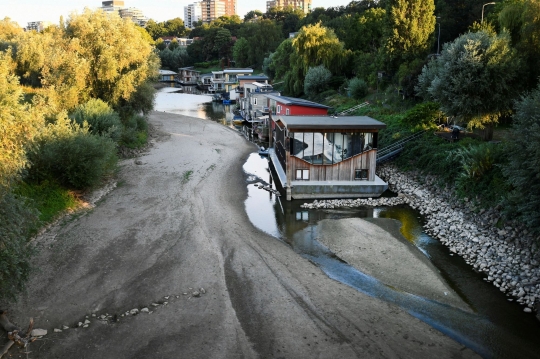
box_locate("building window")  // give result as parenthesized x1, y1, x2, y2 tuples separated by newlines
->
(286, 108, 290, 115)
(355, 169, 369, 180)
(296, 169, 309, 180)
(277, 105, 281, 113)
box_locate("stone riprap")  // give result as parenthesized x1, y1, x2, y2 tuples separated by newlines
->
(300, 164, 540, 313)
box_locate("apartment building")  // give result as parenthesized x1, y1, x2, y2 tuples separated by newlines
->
(101, 0, 125, 14)
(119, 7, 149, 27)
(26, 21, 52, 32)
(266, 0, 312, 13)
(184, 2, 203, 29)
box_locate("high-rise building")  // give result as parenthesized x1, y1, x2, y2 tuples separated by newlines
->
(222, 0, 236, 16)
(119, 8, 149, 27)
(101, 0, 125, 14)
(266, 0, 311, 14)
(201, 0, 226, 23)
(27, 21, 52, 32)
(184, 2, 203, 29)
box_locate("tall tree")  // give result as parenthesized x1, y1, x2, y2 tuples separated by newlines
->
(292, 22, 347, 74)
(0, 50, 43, 195)
(239, 19, 283, 68)
(65, 9, 155, 108)
(385, 0, 436, 67)
(502, 83, 540, 235)
(416, 30, 521, 139)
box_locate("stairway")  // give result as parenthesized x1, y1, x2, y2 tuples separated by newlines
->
(376, 131, 426, 164)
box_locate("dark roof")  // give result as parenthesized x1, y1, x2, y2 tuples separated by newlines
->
(238, 75, 269, 80)
(276, 115, 386, 131)
(264, 95, 330, 109)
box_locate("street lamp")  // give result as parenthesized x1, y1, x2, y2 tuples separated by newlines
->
(436, 17, 441, 55)
(482, 2, 496, 23)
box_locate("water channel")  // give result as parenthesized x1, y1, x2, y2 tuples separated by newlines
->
(155, 87, 540, 359)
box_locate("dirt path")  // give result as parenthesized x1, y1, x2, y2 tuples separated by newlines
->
(4, 112, 479, 358)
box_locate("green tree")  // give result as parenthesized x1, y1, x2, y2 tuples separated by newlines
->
(65, 9, 155, 107)
(239, 19, 283, 68)
(244, 10, 263, 22)
(145, 19, 166, 40)
(498, 0, 540, 90)
(416, 30, 521, 139)
(0, 17, 23, 41)
(70, 99, 122, 141)
(384, 0, 436, 67)
(502, 83, 540, 235)
(164, 17, 187, 37)
(348, 77, 369, 99)
(304, 65, 332, 97)
(232, 37, 250, 67)
(292, 22, 347, 74)
(0, 50, 43, 196)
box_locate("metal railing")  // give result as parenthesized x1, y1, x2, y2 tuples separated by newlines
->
(336, 102, 370, 116)
(376, 130, 426, 164)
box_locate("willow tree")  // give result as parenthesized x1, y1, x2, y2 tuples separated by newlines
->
(0, 50, 43, 196)
(416, 30, 521, 140)
(65, 9, 155, 108)
(292, 22, 346, 75)
(384, 0, 436, 67)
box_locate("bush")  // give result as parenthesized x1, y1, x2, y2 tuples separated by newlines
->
(304, 65, 332, 97)
(71, 99, 122, 142)
(348, 77, 369, 100)
(117, 81, 156, 118)
(0, 193, 38, 302)
(401, 102, 442, 129)
(28, 116, 118, 189)
(119, 114, 148, 148)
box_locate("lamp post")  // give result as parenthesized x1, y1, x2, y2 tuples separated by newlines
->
(482, 2, 496, 23)
(436, 17, 441, 55)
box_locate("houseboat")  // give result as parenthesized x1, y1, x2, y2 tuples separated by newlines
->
(159, 69, 177, 83)
(177, 66, 200, 86)
(268, 115, 388, 201)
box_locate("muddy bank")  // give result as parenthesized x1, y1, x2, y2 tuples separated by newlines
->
(1, 112, 479, 359)
(316, 217, 469, 310)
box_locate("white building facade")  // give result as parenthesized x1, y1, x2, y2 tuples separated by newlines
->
(184, 2, 203, 29)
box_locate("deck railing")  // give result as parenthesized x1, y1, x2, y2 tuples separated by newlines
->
(336, 102, 370, 116)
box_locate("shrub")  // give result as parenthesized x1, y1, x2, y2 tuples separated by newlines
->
(0, 193, 38, 302)
(71, 99, 122, 142)
(28, 116, 118, 189)
(348, 77, 369, 100)
(401, 102, 442, 129)
(304, 65, 331, 97)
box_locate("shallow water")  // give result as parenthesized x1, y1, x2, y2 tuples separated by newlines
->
(155, 89, 540, 359)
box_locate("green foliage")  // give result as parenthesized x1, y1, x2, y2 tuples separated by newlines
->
(0, 49, 43, 197)
(116, 81, 156, 117)
(238, 19, 283, 68)
(348, 77, 369, 100)
(120, 114, 149, 149)
(304, 65, 332, 97)
(29, 116, 118, 189)
(159, 46, 190, 70)
(384, 0, 436, 67)
(70, 99, 122, 141)
(0, 192, 38, 302)
(501, 84, 540, 235)
(15, 180, 80, 223)
(401, 102, 441, 128)
(416, 30, 521, 136)
(232, 37, 250, 67)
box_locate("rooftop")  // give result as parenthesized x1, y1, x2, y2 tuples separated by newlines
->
(264, 95, 330, 109)
(276, 115, 386, 131)
(159, 69, 177, 75)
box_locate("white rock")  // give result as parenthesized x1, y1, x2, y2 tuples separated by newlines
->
(524, 307, 532, 313)
(31, 329, 47, 337)
(62, 325, 69, 330)
(141, 307, 150, 313)
(84, 319, 91, 324)
(54, 328, 62, 333)
(130, 309, 139, 315)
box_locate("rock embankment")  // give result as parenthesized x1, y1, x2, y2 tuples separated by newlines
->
(301, 164, 540, 314)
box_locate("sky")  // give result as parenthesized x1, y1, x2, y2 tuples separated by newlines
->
(0, 0, 351, 28)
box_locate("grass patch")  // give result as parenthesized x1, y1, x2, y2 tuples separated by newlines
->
(182, 170, 193, 184)
(14, 180, 82, 223)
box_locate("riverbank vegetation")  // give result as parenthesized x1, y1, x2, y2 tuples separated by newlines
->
(0, 11, 158, 301)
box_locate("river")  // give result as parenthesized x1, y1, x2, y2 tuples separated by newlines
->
(154, 87, 540, 359)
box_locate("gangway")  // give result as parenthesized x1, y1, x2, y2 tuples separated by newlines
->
(336, 102, 370, 116)
(376, 130, 426, 164)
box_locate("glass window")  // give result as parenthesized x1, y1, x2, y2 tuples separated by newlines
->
(286, 108, 290, 115)
(295, 169, 309, 180)
(355, 169, 368, 180)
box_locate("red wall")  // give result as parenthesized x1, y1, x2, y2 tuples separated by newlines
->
(277, 103, 328, 116)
